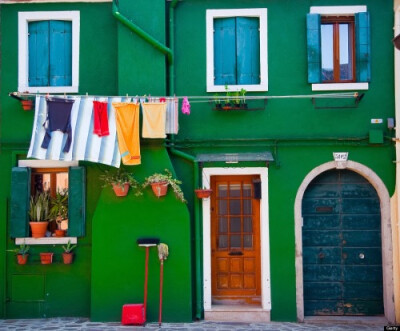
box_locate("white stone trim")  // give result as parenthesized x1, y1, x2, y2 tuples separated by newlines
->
(206, 9, 268, 92)
(294, 161, 395, 324)
(202, 167, 270, 311)
(312, 83, 369, 91)
(18, 160, 78, 168)
(16, 237, 77, 245)
(18, 11, 80, 93)
(310, 6, 367, 15)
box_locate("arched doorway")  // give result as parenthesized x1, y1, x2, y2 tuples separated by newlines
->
(302, 169, 383, 316)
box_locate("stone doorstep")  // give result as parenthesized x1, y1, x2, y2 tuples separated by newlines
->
(204, 306, 270, 323)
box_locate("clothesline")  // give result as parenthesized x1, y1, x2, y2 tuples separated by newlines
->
(10, 91, 360, 101)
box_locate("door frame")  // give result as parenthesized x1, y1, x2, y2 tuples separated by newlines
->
(294, 161, 396, 323)
(202, 167, 270, 311)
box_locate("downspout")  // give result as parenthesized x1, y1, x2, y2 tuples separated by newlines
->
(112, 0, 173, 64)
(169, 147, 202, 320)
(169, 0, 179, 95)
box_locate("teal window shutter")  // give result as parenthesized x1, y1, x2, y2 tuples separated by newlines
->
(355, 12, 371, 82)
(236, 17, 260, 85)
(307, 14, 321, 83)
(49, 21, 72, 86)
(214, 18, 237, 85)
(68, 166, 86, 237)
(10, 168, 31, 238)
(28, 21, 50, 87)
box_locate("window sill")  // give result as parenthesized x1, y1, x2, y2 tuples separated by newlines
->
(207, 83, 268, 93)
(16, 237, 77, 245)
(17, 86, 79, 94)
(312, 82, 369, 91)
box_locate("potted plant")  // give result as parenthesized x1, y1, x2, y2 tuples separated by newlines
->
(194, 188, 213, 199)
(50, 189, 68, 237)
(40, 252, 53, 264)
(213, 93, 222, 110)
(100, 168, 142, 197)
(143, 169, 187, 203)
(29, 192, 51, 238)
(240, 88, 247, 109)
(8, 242, 30, 265)
(223, 85, 232, 110)
(62, 240, 77, 264)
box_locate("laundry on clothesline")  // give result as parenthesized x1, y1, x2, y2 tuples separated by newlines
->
(141, 102, 167, 138)
(181, 97, 190, 115)
(93, 101, 110, 137)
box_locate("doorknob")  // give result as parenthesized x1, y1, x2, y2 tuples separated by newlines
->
(228, 251, 243, 256)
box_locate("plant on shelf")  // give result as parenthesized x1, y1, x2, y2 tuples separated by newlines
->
(100, 168, 142, 197)
(7, 242, 30, 265)
(50, 189, 68, 237)
(29, 192, 51, 238)
(223, 85, 232, 110)
(240, 88, 247, 109)
(143, 169, 187, 203)
(62, 240, 77, 264)
(213, 93, 222, 110)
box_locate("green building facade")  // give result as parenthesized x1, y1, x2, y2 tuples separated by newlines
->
(0, 0, 397, 324)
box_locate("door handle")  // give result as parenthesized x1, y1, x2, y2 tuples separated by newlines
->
(228, 251, 243, 256)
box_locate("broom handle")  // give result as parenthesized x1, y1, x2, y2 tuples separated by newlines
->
(144, 246, 149, 321)
(159, 260, 164, 326)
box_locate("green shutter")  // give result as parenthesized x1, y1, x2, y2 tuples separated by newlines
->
(236, 17, 260, 85)
(355, 12, 371, 82)
(28, 21, 50, 87)
(214, 18, 237, 85)
(10, 168, 31, 238)
(307, 14, 321, 83)
(68, 166, 86, 237)
(49, 20, 72, 86)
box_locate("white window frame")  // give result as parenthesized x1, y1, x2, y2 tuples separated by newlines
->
(16, 159, 78, 245)
(18, 11, 80, 93)
(206, 8, 268, 93)
(310, 6, 369, 91)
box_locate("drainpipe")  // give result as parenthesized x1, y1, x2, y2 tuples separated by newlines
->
(169, 0, 179, 95)
(112, 0, 173, 64)
(169, 147, 202, 319)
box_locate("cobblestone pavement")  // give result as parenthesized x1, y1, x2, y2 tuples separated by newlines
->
(0, 318, 390, 331)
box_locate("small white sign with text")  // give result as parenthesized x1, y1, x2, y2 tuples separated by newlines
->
(333, 152, 348, 162)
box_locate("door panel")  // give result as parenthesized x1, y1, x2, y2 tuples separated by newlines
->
(302, 169, 384, 316)
(211, 175, 261, 305)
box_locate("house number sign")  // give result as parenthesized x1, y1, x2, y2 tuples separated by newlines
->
(333, 152, 348, 169)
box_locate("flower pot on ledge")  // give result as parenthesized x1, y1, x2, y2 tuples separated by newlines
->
(112, 183, 130, 197)
(151, 181, 169, 198)
(62, 252, 74, 264)
(40, 252, 53, 265)
(194, 189, 213, 199)
(17, 254, 29, 265)
(21, 99, 33, 111)
(30, 222, 48, 238)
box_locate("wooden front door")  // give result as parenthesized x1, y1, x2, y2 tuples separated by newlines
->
(302, 169, 384, 316)
(211, 175, 261, 306)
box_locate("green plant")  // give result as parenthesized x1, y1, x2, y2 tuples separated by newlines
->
(29, 192, 51, 222)
(50, 189, 68, 220)
(213, 93, 221, 106)
(240, 88, 247, 104)
(99, 168, 142, 196)
(224, 85, 232, 106)
(62, 240, 77, 253)
(143, 169, 187, 203)
(7, 242, 30, 257)
(233, 91, 240, 105)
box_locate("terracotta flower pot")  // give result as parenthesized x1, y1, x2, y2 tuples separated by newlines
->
(55, 229, 65, 237)
(194, 189, 213, 199)
(40, 252, 53, 265)
(112, 183, 130, 197)
(30, 222, 48, 238)
(21, 100, 33, 111)
(17, 254, 28, 265)
(62, 252, 74, 264)
(151, 181, 168, 198)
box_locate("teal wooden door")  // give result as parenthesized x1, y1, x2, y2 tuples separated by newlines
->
(302, 169, 383, 316)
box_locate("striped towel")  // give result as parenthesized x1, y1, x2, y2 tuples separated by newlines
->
(165, 97, 179, 134)
(28, 95, 122, 168)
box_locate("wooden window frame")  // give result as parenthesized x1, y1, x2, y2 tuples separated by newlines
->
(321, 16, 356, 84)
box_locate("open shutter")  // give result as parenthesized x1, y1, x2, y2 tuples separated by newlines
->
(49, 21, 72, 86)
(68, 166, 86, 237)
(10, 167, 31, 238)
(28, 21, 50, 87)
(237, 17, 260, 85)
(306, 14, 321, 83)
(214, 17, 237, 85)
(355, 12, 371, 82)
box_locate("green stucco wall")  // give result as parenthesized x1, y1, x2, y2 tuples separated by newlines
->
(0, 0, 396, 324)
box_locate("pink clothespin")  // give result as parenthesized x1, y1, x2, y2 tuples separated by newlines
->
(181, 97, 190, 115)
(159, 97, 166, 103)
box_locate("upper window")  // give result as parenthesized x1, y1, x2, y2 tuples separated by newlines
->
(307, 6, 370, 91)
(206, 9, 268, 92)
(18, 11, 80, 93)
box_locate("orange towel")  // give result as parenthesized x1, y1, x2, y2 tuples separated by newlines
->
(141, 103, 167, 138)
(113, 102, 141, 165)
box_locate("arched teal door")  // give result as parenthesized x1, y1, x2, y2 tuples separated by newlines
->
(302, 169, 384, 316)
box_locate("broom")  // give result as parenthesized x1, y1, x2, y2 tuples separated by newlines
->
(157, 243, 169, 326)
